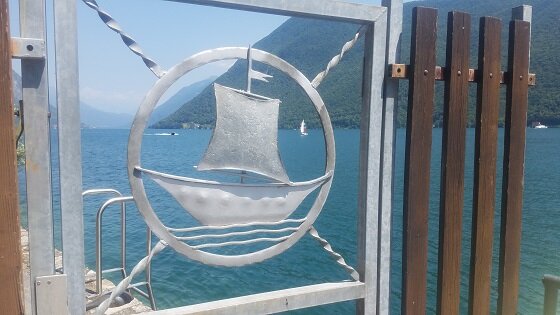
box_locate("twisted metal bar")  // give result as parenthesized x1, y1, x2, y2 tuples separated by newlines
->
(311, 25, 367, 88)
(95, 240, 167, 315)
(82, 0, 165, 78)
(308, 226, 360, 281)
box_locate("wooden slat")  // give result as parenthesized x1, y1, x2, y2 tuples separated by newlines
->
(436, 11, 470, 315)
(401, 7, 437, 315)
(497, 19, 531, 315)
(0, 0, 25, 313)
(468, 17, 502, 315)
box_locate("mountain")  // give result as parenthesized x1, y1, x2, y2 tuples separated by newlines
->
(45, 103, 132, 129)
(154, 17, 365, 129)
(79, 102, 132, 129)
(11, 70, 133, 129)
(149, 77, 216, 126)
(157, 0, 560, 129)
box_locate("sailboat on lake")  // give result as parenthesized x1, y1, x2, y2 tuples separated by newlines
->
(136, 48, 332, 226)
(300, 120, 308, 136)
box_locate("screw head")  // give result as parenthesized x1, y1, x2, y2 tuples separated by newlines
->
(423, 69, 428, 75)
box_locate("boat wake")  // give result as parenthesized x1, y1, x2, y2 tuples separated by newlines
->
(146, 132, 179, 136)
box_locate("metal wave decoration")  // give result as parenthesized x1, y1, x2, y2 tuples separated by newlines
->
(128, 47, 335, 267)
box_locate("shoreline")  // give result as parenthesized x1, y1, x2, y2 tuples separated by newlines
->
(20, 228, 151, 314)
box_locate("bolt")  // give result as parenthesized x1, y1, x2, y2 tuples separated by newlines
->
(457, 71, 462, 76)
(519, 75, 523, 80)
(489, 73, 493, 78)
(37, 281, 41, 286)
(424, 69, 428, 75)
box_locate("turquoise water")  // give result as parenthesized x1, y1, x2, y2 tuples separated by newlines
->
(20, 128, 560, 314)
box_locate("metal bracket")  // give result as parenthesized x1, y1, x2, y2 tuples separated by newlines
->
(35, 274, 69, 315)
(388, 63, 536, 86)
(11, 37, 46, 59)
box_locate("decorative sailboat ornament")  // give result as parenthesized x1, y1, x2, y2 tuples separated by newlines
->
(128, 47, 335, 266)
(135, 47, 331, 226)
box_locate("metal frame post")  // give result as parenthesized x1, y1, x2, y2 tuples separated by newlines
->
(378, 0, 402, 313)
(19, 0, 56, 313)
(53, 0, 85, 313)
(357, 6, 388, 315)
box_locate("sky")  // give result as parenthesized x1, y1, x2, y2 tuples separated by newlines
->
(9, 0, 396, 115)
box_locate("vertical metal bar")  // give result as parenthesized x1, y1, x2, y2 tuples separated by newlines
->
(53, 0, 84, 313)
(19, 0, 55, 313)
(146, 227, 152, 286)
(0, 0, 25, 313)
(96, 203, 104, 294)
(121, 201, 127, 279)
(512, 5, 532, 22)
(146, 227, 157, 310)
(512, 5, 532, 61)
(401, 7, 437, 315)
(497, 19, 531, 315)
(436, 11, 470, 315)
(378, 0, 402, 314)
(542, 275, 560, 315)
(356, 8, 388, 315)
(468, 16, 501, 315)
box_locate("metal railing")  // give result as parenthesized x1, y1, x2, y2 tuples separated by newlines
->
(82, 189, 156, 310)
(543, 274, 560, 315)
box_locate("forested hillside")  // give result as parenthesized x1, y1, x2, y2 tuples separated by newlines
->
(154, 0, 560, 129)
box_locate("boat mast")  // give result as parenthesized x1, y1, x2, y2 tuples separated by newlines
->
(242, 46, 252, 183)
(246, 45, 253, 93)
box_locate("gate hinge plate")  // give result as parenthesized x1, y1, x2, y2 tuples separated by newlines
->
(35, 274, 69, 315)
(11, 37, 46, 59)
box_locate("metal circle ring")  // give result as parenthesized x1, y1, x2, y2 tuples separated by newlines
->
(128, 47, 335, 267)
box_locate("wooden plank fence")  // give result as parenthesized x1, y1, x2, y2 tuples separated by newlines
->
(393, 6, 534, 315)
(0, 0, 25, 314)
(469, 16, 502, 315)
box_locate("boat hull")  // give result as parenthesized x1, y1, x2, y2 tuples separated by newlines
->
(137, 167, 332, 226)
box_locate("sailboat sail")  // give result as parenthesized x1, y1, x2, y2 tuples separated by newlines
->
(300, 120, 308, 135)
(197, 84, 290, 183)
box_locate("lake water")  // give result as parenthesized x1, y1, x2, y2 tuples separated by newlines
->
(19, 128, 560, 314)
